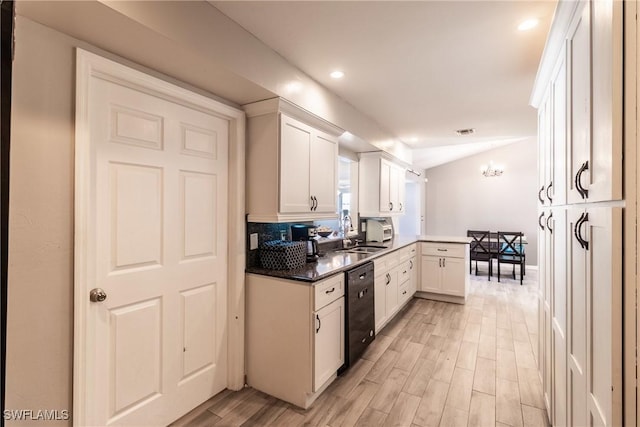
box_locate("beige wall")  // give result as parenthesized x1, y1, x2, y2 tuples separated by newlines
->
(6, 17, 76, 426)
(424, 139, 538, 265)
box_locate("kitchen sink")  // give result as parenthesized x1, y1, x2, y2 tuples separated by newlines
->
(337, 245, 388, 254)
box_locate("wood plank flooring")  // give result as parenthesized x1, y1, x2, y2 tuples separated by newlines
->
(171, 269, 548, 427)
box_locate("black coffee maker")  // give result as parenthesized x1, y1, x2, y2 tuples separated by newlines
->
(291, 224, 320, 262)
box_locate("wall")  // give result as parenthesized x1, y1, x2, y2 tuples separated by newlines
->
(6, 17, 77, 426)
(424, 139, 538, 265)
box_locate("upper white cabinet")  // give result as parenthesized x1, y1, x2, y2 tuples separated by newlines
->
(245, 98, 342, 222)
(359, 153, 406, 217)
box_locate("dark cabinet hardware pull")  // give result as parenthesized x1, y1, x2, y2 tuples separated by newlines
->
(437, 248, 448, 252)
(409, 260, 413, 270)
(399, 203, 403, 211)
(403, 290, 407, 295)
(315, 314, 321, 333)
(578, 212, 589, 250)
(389, 202, 394, 211)
(546, 212, 553, 234)
(385, 273, 391, 285)
(443, 258, 446, 267)
(539, 212, 545, 231)
(574, 212, 585, 249)
(325, 287, 335, 294)
(310, 196, 314, 211)
(403, 270, 407, 274)
(546, 181, 553, 203)
(575, 161, 589, 199)
(439, 258, 442, 267)
(313, 196, 319, 210)
(538, 185, 545, 204)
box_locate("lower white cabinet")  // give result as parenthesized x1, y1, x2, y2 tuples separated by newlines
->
(419, 242, 469, 302)
(373, 244, 417, 333)
(313, 297, 345, 391)
(245, 273, 345, 408)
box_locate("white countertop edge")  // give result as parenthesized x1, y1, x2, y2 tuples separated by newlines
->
(416, 235, 472, 244)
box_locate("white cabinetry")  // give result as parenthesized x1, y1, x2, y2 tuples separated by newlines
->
(245, 98, 342, 222)
(418, 242, 469, 303)
(566, 1, 622, 204)
(359, 153, 406, 217)
(373, 244, 417, 333)
(532, 1, 624, 425)
(245, 273, 345, 408)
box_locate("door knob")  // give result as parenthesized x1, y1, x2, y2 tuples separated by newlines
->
(89, 288, 107, 303)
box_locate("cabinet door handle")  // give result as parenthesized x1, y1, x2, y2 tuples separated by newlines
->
(574, 212, 585, 249)
(409, 260, 413, 270)
(399, 203, 403, 211)
(389, 202, 394, 211)
(310, 196, 315, 211)
(538, 185, 545, 204)
(315, 314, 321, 333)
(313, 196, 319, 211)
(439, 258, 442, 268)
(546, 211, 553, 234)
(546, 181, 553, 203)
(385, 273, 391, 285)
(443, 258, 446, 267)
(575, 161, 589, 199)
(325, 287, 335, 294)
(437, 248, 448, 252)
(539, 212, 545, 231)
(578, 212, 589, 250)
(402, 290, 407, 295)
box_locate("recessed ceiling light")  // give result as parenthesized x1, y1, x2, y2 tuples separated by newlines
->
(330, 70, 345, 79)
(518, 19, 539, 31)
(456, 128, 475, 136)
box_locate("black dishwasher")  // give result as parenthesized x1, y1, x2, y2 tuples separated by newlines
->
(342, 261, 375, 371)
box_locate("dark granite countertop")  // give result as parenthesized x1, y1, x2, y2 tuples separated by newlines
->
(245, 235, 471, 283)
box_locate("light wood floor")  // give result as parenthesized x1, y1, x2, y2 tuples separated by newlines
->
(172, 268, 548, 427)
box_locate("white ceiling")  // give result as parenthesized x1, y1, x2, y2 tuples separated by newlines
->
(212, 1, 555, 170)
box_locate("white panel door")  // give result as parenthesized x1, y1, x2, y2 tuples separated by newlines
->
(309, 131, 337, 213)
(584, 206, 622, 426)
(551, 207, 568, 427)
(440, 257, 465, 296)
(85, 70, 228, 425)
(420, 256, 441, 293)
(567, 2, 591, 205)
(280, 114, 312, 213)
(590, 0, 623, 202)
(374, 273, 388, 332)
(313, 297, 345, 391)
(389, 165, 400, 213)
(551, 48, 568, 206)
(568, 207, 588, 427)
(379, 160, 391, 212)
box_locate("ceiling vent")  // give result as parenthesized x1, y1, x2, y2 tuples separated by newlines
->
(456, 128, 475, 136)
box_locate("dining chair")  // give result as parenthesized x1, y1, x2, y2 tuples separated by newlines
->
(467, 230, 492, 279)
(496, 231, 525, 285)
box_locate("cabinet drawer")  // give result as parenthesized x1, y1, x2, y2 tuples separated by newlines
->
(421, 242, 466, 259)
(398, 279, 412, 305)
(398, 244, 418, 262)
(314, 274, 345, 310)
(398, 258, 412, 285)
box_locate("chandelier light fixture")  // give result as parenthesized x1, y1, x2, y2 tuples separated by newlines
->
(480, 161, 504, 177)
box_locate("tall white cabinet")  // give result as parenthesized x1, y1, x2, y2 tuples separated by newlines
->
(531, 1, 623, 426)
